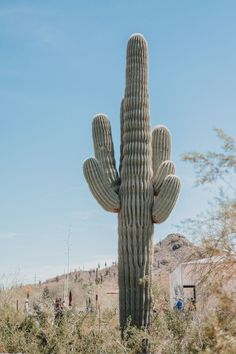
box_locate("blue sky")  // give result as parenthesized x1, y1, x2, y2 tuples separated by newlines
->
(0, 0, 235, 284)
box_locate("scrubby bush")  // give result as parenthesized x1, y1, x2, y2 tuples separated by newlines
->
(0, 283, 236, 353)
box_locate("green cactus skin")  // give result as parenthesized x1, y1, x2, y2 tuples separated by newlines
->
(83, 34, 181, 329)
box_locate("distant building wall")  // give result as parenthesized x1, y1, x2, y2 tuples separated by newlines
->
(170, 256, 236, 311)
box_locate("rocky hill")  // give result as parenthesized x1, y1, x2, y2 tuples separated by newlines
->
(153, 233, 203, 273)
(16, 234, 203, 312)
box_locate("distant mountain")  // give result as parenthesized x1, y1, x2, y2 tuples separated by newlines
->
(153, 233, 203, 273)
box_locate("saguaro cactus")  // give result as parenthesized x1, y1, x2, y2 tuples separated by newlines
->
(83, 34, 181, 329)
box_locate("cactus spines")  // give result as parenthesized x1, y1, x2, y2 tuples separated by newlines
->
(92, 114, 119, 189)
(153, 160, 176, 194)
(83, 158, 120, 212)
(152, 126, 172, 175)
(83, 34, 181, 329)
(152, 174, 181, 223)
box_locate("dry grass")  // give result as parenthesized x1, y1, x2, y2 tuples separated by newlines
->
(0, 281, 236, 354)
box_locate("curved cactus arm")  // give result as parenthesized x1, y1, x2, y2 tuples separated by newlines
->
(153, 160, 176, 195)
(152, 125, 172, 176)
(83, 158, 120, 212)
(152, 174, 181, 223)
(92, 114, 119, 190)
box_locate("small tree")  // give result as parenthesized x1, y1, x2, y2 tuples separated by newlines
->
(181, 128, 236, 311)
(182, 128, 236, 189)
(42, 286, 50, 300)
(181, 128, 236, 254)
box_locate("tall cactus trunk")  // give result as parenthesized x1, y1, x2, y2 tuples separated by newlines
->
(118, 210, 154, 328)
(118, 35, 154, 328)
(83, 33, 181, 332)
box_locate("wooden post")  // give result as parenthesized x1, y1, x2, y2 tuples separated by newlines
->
(95, 293, 98, 312)
(69, 290, 72, 307)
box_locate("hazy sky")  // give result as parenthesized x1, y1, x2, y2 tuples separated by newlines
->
(0, 0, 235, 284)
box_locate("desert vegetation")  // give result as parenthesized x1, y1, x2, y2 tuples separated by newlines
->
(0, 277, 235, 353)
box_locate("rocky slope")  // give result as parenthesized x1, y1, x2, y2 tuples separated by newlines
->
(17, 234, 203, 311)
(153, 233, 203, 273)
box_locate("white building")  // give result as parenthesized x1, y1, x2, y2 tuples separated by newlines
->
(170, 256, 236, 310)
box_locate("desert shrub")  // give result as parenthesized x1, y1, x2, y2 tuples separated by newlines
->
(0, 284, 236, 353)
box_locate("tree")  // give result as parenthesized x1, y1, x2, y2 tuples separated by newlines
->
(182, 128, 236, 190)
(181, 128, 236, 258)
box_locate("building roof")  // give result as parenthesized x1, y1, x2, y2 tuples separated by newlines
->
(181, 255, 236, 265)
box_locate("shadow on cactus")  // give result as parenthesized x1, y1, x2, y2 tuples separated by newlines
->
(83, 33, 181, 330)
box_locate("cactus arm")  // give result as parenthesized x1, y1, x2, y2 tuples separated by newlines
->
(152, 125, 172, 176)
(152, 174, 181, 223)
(153, 160, 175, 195)
(92, 114, 119, 190)
(83, 158, 120, 212)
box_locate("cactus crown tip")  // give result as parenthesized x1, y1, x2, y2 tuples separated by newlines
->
(92, 113, 108, 120)
(154, 124, 171, 132)
(128, 33, 147, 44)
(129, 32, 145, 39)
